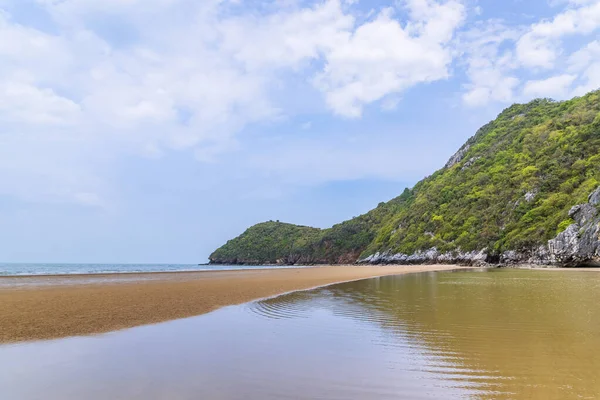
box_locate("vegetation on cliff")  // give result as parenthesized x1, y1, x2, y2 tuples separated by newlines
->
(210, 90, 600, 265)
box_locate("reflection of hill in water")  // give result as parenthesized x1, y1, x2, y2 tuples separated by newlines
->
(252, 269, 600, 400)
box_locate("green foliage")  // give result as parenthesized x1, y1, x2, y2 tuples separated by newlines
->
(210, 90, 600, 264)
(557, 219, 575, 234)
(209, 221, 322, 264)
(209, 193, 413, 264)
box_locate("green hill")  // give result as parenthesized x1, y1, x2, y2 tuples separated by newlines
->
(210, 90, 600, 266)
(209, 221, 322, 265)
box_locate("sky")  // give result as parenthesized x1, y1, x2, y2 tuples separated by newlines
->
(0, 0, 599, 263)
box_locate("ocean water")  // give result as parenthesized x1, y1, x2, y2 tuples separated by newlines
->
(0, 263, 305, 276)
(2, 269, 599, 399)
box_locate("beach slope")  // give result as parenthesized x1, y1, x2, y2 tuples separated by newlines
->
(0, 265, 463, 343)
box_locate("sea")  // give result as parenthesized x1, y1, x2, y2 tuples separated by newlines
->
(0, 263, 303, 277)
(2, 269, 599, 399)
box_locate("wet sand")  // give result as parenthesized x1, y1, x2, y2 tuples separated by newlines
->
(0, 265, 464, 343)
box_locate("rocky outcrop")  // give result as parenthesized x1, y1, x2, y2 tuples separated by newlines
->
(498, 186, 600, 266)
(461, 156, 480, 171)
(524, 189, 538, 202)
(444, 123, 491, 169)
(545, 187, 600, 266)
(444, 144, 471, 169)
(360, 248, 489, 266)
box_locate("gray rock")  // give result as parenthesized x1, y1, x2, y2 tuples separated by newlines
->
(569, 204, 596, 226)
(500, 246, 550, 266)
(359, 247, 488, 266)
(548, 224, 580, 262)
(524, 190, 538, 202)
(544, 186, 600, 266)
(444, 144, 471, 169)
(588, 186, 600, 206)
(461, 156, 480, 171)
(501, 186, 600, 266)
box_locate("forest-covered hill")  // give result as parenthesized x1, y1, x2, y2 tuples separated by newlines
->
(210, 90, 600, 267)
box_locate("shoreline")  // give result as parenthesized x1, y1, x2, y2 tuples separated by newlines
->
(3, 263, 600, 280)
(0, 265, 465, 344)
(0, 264, 327, 279)
(0, 265, 321, 281)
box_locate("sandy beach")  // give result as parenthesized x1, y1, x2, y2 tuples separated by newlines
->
(0, 265, 464, 343)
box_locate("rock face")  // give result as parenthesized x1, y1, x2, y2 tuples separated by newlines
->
(460, 156, 480, 171)
(443, 123, 488, 169)
(544, 187, 600, 266)
(444, 144, 471, 169)
(360, 248, 489, 266)
(524, 190, 538, 202)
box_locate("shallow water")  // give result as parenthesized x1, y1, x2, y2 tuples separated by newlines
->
(0, 262, 311, 277)
(1, 269, 599, 399)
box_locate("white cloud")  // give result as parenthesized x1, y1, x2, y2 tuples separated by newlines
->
(2, 0, 600, 208)
(220, 0, 465, 117)
(404, 0, 465, 42)
(515, 32, 557, 69)
(569, 40, 600, 70)
(0, 12, 72, 74)
(0, 80, 81, 125)
(516, 0, 600, 68)
(460, 21, 521, 106)
(316, 2, 465, 117)
(523, 74, 577, 98)
(218, 0, 353, 70)
(569, 40, 600, 95)
(463, 76, 520, 106)
(461, 0, 600, 106)
(0, 0, 468, 144)
(0, 0, 472, 205)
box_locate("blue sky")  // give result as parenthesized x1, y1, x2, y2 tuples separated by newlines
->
(0, 0, 599, 263)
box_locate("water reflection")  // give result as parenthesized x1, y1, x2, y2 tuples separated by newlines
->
(253, 269, 600, 399)
(1, 269, 599, 399)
